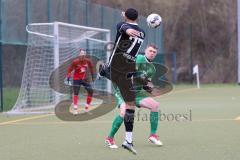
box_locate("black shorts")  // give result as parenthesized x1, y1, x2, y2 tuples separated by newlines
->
(72, 80, 93, 95)
(110, 68, 136, 105)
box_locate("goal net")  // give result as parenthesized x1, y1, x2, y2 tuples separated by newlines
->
(9, 22, 111, 114)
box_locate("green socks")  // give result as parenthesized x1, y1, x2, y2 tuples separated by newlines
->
(108, 115, 123, 138)
(108, 112, 158, 137)
(150, 111, 159, 134)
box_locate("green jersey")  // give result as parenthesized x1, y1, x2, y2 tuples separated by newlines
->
(136, 54, 156, 85)
(114, 54, 156, 107)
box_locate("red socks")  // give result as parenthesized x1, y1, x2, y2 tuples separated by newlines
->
(73, 95, 78, 106)
(86, 94, 92, 105)
(73, 95, 92, 109)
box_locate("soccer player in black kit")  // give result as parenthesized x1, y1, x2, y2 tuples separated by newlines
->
(99, 8, 145, 154)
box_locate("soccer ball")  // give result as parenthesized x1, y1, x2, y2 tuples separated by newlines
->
(147, 13, 162, 28)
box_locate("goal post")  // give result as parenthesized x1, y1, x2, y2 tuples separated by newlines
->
(53, 22, 60, 105)
(105, 31, 112, 93)
(8, 21, 111, 114)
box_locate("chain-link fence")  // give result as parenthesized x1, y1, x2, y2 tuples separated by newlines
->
(0, 0, 166, 111)
(0, 0, 164, 87)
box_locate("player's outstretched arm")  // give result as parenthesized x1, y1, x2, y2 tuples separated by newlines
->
(126, 28, 140, 37)
(118, 23, 140, 37)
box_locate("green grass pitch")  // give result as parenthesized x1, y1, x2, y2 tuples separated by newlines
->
(0, 84, 240, 160)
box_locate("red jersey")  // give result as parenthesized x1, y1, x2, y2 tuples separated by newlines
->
(66, 57, 94, 80)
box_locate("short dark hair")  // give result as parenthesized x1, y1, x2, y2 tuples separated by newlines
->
(147, 43, 158, 50)
(125, 8, 138, 21)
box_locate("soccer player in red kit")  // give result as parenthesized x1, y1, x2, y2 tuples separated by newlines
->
(66, 49, 94, 114)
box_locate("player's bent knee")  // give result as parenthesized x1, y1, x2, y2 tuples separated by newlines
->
(119, 103, 126, 117)
(120, 110, 125, 117)
(151, 102, 160, 112)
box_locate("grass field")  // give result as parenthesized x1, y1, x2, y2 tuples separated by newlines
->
(0, 85, 240, 160)
(2, 88, 19, 111)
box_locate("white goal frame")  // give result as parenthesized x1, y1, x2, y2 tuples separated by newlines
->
(8, 21, 112, 114)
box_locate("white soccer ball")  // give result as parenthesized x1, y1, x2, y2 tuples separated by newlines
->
(147, 13, 162, 28)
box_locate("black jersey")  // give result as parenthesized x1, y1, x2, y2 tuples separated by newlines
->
(108, 22, 145, 74)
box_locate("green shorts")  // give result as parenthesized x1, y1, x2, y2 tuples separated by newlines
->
(135, 91, 148, 107)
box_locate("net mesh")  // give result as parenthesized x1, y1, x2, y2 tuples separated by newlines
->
(10, 22, 110, 114)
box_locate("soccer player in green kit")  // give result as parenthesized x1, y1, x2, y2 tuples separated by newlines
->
(105, 44, 163, 149)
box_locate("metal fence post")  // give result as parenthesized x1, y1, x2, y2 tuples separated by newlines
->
(0, 0, 3, 112)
